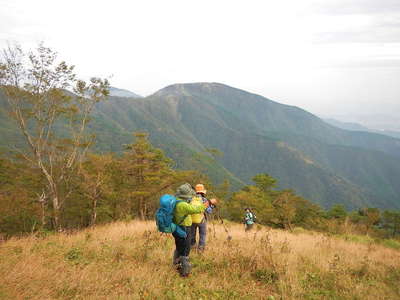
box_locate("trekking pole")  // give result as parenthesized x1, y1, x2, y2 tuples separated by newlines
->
(215, 207, 232, 240)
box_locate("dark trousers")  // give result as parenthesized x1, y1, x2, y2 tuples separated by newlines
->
(172, 226, 192, 257)
(245, 223, 254, 231)
(191, 222, 207, 247)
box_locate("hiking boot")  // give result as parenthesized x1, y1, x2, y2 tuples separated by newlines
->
(179, 256, 192, 277)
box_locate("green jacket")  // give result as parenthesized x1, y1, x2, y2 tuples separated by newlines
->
(244, 212, 255, 225)
(174, 199, 206, 227)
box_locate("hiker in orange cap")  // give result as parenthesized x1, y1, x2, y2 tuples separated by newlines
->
(190, 184, 217, 251)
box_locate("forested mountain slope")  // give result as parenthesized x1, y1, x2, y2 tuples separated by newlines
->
(90, 83, 400, 209)
(1, 83, 400, 209)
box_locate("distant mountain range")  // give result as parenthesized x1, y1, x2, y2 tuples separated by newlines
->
(1, 83, 400, 209)
(109, 87, 142, 98)
(324, 118, 400, 139)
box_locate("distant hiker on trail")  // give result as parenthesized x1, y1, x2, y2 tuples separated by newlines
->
(244, 208, 256, 231)
(172, 183, 216, 277)
(190, 184, 217, 251)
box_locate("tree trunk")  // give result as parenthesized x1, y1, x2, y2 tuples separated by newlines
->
(52, 195, 62, 232)
(41, 201, 46, 229)
(140, 207, 145, 220)
(139, 196, 145, 220)
(91, 197, 98, 226)
(287, 220, 293, 231)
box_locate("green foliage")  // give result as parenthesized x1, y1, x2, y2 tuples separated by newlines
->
(380, 239, 400, 250)
(340, 234, 375, 244)
(2, 146, 400, 245)
(300, 271, 341, 299)
(327, 205, 348, 219)
(227, 185, 274, 224)
(0, 131, 213, 234)
(226, 175, 325, 230)
(251, 269, 279, 284)
(0, 44, 110, 230)
(1, 73, 400, 241)
(65, 247, 83, 261)
(0, 157, 43, 236)
(381, 210, 400, 237)
(225, 172, 400, 241)
(82, 84, 400, 210)
(252, 173, 277, 192)
(117, 132, 196, 219)
(2, 82, 400, 209)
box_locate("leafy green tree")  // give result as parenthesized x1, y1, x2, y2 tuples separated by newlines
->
(362, 208, 381, 234)
(327, 204, 348, 220)
(271, 190, 297, 230)
(79, 153, 114, 226)
(227, 173, 326, 230)
(252, 173, 277, 194)
(0, 156, 43, 235)
(381, 210, 400, 237)
(227, 185, 274, 225)
(291, 195, 324, 229)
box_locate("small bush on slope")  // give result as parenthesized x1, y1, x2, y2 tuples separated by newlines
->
(0, 221, 399, 300)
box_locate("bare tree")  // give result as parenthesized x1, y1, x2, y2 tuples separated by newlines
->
(0, 43, 109, 230)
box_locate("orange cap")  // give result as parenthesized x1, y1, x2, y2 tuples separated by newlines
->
(195, 184, 207, 194)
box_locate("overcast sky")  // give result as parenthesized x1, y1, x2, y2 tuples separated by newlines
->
(1, 0, 399, 129)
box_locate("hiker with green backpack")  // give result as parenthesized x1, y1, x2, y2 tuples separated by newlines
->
(172, 183, 217, 276)
(156, 183, 216, 277)
(244, 208, 256, 231)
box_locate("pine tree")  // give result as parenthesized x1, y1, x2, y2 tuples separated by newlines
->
(120, 132, 177, 219)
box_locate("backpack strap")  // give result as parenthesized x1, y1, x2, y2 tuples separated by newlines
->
(175, 200, 189, 226)
(177, 214, 189, 225)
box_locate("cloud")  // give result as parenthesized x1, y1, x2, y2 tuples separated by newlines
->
(0, 2, 47, 46)
(329, 58, 400, 69)
(310, 0, 400, 44)
(314, 25, 400, 44)
(313, 0, 400, 15)
(1, 0, 399, 120)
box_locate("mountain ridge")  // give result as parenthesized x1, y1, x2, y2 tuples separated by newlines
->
(1, 82, 399, 209)
(325, 118, 400, 139)
(109, 86, 142, 98)
(90, 82, 400, 209)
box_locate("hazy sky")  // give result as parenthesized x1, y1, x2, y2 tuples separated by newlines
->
(1, 0, 399, 128)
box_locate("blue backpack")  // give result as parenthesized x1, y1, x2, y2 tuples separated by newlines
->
(155, 194, 187, 238)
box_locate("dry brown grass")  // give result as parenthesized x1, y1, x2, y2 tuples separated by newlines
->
(0, 221, 399, 299)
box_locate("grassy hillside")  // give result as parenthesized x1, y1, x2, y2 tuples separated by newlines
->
(1, 221, 399, 299)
